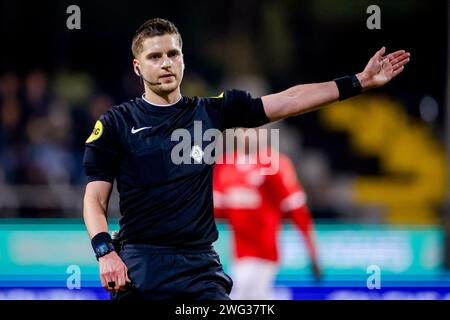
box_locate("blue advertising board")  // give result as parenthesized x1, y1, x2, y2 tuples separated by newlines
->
(0, 219, 449, 299)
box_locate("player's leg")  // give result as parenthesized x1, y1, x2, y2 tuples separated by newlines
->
(231, 257, 278, 300)
(230, 258, 255, 299)
(177, 247, 233, 300)
(112, 243, 180, 300)
(253, 258, 278, 299)
(115, 243, 232, 300)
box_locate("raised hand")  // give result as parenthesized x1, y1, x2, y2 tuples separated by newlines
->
(357, 47, 410, 90)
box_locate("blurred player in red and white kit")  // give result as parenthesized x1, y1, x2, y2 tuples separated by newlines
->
(213, 128, 321, 300)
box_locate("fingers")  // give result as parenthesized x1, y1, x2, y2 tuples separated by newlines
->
(108, 280, 116, 291)
(116, 270, 126, 291)
(391, 53, 410, 70)
(100, 273, 107, 290)
(376, 46, 386, 59)
(101, 271, 116, 292)
(384, 50, 405, 61)
(392, 65, 405, 77)
(100, 263, 118, 292)
(376, 48, 411, 68)
(390, 54, 407, 66)
(389, 56, 407, 78)
(102, 272, 123, 292)
(100, 262, 131, 293)
(378, 49, 410, 80)
(100, 270, 110, 290)
(384, 50, 410, 68)
(368, 46, 385, 63)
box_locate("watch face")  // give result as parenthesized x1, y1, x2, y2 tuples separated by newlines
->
(97, 243, 109, 254)
(96, 242, 112, 256)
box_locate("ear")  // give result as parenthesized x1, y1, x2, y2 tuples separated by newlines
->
(132, 59, 141, 76)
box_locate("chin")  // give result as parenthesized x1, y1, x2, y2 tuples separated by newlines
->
(159, 83, 179, 94)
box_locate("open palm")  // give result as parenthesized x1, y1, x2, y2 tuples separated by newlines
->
(359, 47, 410, 89)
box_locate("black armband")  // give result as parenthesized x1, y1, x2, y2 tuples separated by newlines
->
(91, 232, 115, 260)
(334, 75, 362, 101)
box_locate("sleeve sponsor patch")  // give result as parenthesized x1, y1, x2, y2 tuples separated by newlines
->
(86, 120, 104, 143)
(210, 92, 224, 99)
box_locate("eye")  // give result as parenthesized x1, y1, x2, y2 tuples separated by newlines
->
(168, 51, 180, 58)
(148, 54, 161, 61)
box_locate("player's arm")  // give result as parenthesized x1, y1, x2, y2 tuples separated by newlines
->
(290, 206, 321, 280)
(273, 156, 321, 279)
(83, 113, 131, 293)
(261, 47, 410, 121)
(282, 191, 321, 279)
(83, 181, 131, 292)
(83, 181, 112, 239)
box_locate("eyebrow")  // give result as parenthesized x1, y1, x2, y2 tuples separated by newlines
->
(145, 52, 161, 58)
(145, 48, 181, 58)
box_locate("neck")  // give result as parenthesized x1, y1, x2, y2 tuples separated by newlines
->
(143, 87, 182, 105)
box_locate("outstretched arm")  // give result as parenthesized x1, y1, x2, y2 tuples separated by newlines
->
(261, 47, 410, 121)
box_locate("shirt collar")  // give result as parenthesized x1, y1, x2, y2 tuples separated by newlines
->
(142, 93, 182, 107)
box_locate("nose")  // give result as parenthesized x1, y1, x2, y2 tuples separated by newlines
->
(161, 55, 172, 68)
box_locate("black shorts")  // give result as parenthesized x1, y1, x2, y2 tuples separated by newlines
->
(110, 243, 233, 300)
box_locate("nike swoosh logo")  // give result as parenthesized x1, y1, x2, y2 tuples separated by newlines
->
(131, 126, 152, 134)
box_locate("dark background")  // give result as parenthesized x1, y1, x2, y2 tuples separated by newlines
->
(0, 0, 447, 222)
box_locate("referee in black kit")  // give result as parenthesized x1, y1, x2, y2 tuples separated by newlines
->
(83, 18, 410, 300)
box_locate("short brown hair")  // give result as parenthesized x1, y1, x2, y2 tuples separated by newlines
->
(131, 18, 182, 57)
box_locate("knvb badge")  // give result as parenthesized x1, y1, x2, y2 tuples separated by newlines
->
(190, 145, 204, 163)
(170, 121, 280, 175)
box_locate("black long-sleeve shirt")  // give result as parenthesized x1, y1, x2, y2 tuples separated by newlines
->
(83, 90, 270, 246)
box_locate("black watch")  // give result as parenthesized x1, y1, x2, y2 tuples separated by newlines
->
(95, 242, 116, 260)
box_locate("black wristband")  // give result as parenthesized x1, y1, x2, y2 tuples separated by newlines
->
(91, 232, 112, 250)
(91, 232, 115, 260)
(334, 75, 362, 101)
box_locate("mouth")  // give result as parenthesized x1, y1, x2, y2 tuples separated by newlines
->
(160, 74, 175, 80)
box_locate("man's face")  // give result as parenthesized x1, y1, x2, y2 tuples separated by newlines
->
(133, 34, 184, 95)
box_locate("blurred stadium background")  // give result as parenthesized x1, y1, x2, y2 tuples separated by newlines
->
(0, 0, 449, 299)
